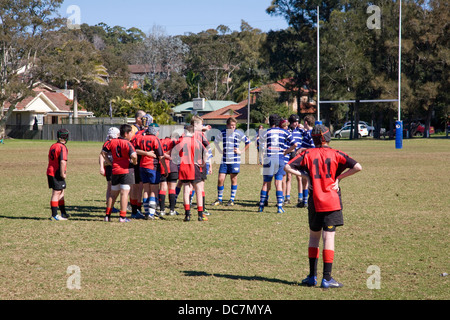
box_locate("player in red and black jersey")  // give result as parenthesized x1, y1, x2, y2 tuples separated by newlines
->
(171, 125, 208, 222)
(47, 129, 69, 221)
(285, 124, 362, 289)
(159, 134, 180, 216)
(99, 127, 121, 213)
(102, 124, 137, 222)
(135, 123, 168, 220)
(129, 114, 153, 219)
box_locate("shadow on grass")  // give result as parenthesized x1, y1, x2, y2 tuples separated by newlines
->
(182, 270, 303, 287)
(0, 205, 106, 221)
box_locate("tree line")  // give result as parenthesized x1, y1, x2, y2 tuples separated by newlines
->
(1, 0, 448, 134)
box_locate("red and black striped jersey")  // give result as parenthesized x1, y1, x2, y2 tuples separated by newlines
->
(288, 146, 358, 212)
(103, 137, 136, 175)
(47, 142, 68, 176)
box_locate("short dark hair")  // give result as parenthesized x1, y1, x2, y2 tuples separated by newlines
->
(289, 114, 300, 123)
(269, 114, 281, 127)
(120, 124, 132, 137)
(304, 115, 315, 126)
(184, 125, 194, 134)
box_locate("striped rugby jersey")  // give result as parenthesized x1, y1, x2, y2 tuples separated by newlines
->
(301, 129, 315, 149)
(260, 127, 295, 164)
(289, 126, 303, 151)
(216, 129, 250, 164)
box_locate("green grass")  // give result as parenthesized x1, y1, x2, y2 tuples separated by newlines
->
(0, 137, 448, 300)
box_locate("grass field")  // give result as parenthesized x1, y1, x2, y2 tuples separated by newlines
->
(0, 137, 448, 301)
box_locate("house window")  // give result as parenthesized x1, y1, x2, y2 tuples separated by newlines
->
(16, 113, 21, 126)
(52, 116, 58, 124)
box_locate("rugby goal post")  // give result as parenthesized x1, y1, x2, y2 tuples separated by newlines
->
(316, 2, 403, 149)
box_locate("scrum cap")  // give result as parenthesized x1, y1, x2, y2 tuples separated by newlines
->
(57, 128, 69, 141)
(312, 124, 332, 145)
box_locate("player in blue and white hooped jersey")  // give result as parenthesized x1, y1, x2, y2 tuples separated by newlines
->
(296, 115, 316, 208)
(285, 114, 304, 206)
(213, 117, 250, 207)
(258, 114, 298, 214)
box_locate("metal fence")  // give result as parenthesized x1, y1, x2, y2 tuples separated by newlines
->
(6, 124, 185, 142)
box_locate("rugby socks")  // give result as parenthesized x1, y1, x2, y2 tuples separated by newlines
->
(169, 189, 176, 211)
(190, 190, 195, 204)
(58, 200, 67, 216)
(105, 207, 112, 219)
(143, 198, 150, 216)
(159, 190, 166, 212)
(50, 201, 59, 217)
(303, 190, 309, 205)
(259, 190, 268, 207)
(230, 185, 238, 201)
(276, 191, 284, 209)
(184, 204, 191, 216)
(202, 191, 207, 211)
(130, 199, 138, 215)
(149, 197, 156, 216)
(323, 250, 335, 281)
(198, 206, 207, 221)
(217, 186, 224, 202)
(119, 211, 127, 218)
(286, 195, 291, 201)
(298, 192, 303, 203)
(308, 247, 320, 277)
(175, 186, 181, 200)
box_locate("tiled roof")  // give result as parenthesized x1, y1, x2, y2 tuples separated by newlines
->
(201, 100, 249, 120)
(251, 78, 314, 95)
(172, 100, 237, 113)
(4, 89, 85, 112)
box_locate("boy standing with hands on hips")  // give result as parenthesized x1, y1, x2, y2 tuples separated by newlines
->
(285, 124, 362, 288)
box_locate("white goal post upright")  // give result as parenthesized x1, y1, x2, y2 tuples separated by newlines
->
(316, 2, 403, 149)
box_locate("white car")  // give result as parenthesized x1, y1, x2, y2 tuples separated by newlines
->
(334, 124, 369, 139)
(344, 121, 375, 136)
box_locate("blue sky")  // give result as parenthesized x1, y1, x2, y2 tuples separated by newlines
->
(60, 0, 289, 35)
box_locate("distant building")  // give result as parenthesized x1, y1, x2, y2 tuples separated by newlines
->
(251, 78, 316, 114)
(199, 78, 316, 126)
(171, 99, 237, 124)
(2, 82, 93, 132)
(201, 99, 250, 126)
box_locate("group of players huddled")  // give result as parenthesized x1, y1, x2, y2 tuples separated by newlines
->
(46, 111, 320, 223)
(47, 110, 362, 288)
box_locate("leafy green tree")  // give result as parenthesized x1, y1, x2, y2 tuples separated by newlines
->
(251, 86, 290, 123)
(0, 0, 64, 128)
(38, 28, 109, 117)
(400, 0, 449, 136)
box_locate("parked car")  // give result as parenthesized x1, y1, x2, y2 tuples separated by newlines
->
(412, 122, 435, 136)
(382, 122, 435, 139)
(334, 124, 369, 139)
(344, 121, 375, 136)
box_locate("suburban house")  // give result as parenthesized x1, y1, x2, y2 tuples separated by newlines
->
(201, 99, 251, 126)
(128, 64, 153, 89)
(2, 82, 93, 133)
(199, 78, 317, 126)
(250, 78, 316, 115)
(171, 98, 237, 124)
